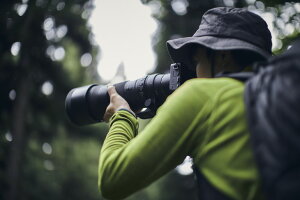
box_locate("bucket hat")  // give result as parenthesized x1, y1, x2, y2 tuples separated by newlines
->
(167, 7, 272, 70)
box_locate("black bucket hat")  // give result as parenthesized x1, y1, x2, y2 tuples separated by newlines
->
(167, 7, 272, 70)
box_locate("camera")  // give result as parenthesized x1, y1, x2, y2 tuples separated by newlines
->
(65, 63, 194, 125)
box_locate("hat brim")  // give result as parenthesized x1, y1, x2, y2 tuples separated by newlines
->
(167, 35, 272, 70)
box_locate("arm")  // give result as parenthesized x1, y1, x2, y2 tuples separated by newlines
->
(98, 80, 212, 199)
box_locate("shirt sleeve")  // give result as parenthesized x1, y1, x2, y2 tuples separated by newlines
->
(98, 79, 214, 200)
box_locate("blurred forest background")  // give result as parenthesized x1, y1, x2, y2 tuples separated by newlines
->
(0, 0, 299, 200)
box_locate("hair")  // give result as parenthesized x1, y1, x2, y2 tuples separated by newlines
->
(231, 50, 265, 71)
(188, 45, 266, 74)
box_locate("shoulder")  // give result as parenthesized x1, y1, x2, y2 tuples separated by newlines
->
(184, 77, 244, 88)
(178, 78, 245, 98)
(161, 78, 244, 114)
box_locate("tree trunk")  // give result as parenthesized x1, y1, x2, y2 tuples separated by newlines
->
(6, 75, 30, 200)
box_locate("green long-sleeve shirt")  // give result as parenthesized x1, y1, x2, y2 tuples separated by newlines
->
(98, 78, 263, 200)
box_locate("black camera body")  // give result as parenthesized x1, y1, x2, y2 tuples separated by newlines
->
(65, 63, 194, 126)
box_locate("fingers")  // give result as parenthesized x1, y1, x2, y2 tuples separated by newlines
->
(107, 85, 117, 97)
(103, 105, 113, 123)
(104, 85, 120, 123)
(104, 84, 132, 123)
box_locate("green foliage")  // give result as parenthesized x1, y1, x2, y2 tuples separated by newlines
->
(0, 0, 99, 133)
(0, 0, 104, 199)
(143, 0, 300, 73)
(262, 0, 300, 7)
(21, 132, 102, 200)
(274, 32, 300, 54)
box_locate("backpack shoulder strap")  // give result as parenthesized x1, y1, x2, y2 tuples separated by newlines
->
(192, 165, 233, 200)
(215, 72, 254, 82)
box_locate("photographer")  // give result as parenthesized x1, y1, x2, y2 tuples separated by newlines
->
(98, 7, 272, 200)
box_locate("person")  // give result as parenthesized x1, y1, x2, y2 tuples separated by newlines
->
(98, 7, 272, 200)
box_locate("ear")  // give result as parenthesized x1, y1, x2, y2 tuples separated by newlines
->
(220, 51, 240, 72)
(221, 51, 226, 59)
(220, 51, 230, 60)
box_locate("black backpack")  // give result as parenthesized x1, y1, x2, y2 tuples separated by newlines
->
(193, 40, 300, 200)
(244, 41, 300, 200)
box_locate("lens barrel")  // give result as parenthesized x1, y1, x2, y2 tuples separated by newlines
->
(65, 63, 187, 126)
(65, 84, 97, 125)
(65, 74, 172, 125)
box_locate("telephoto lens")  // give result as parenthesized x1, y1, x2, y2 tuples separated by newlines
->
(65, 63, 191, 126)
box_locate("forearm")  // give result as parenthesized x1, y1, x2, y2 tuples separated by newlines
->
(101, 110, 138, 153)
(98, 80, 211, 199)
(98, 110, 138, 199)
(98, 109, 188, 200)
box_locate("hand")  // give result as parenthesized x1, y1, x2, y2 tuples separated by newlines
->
(103, 85, 133, 122)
